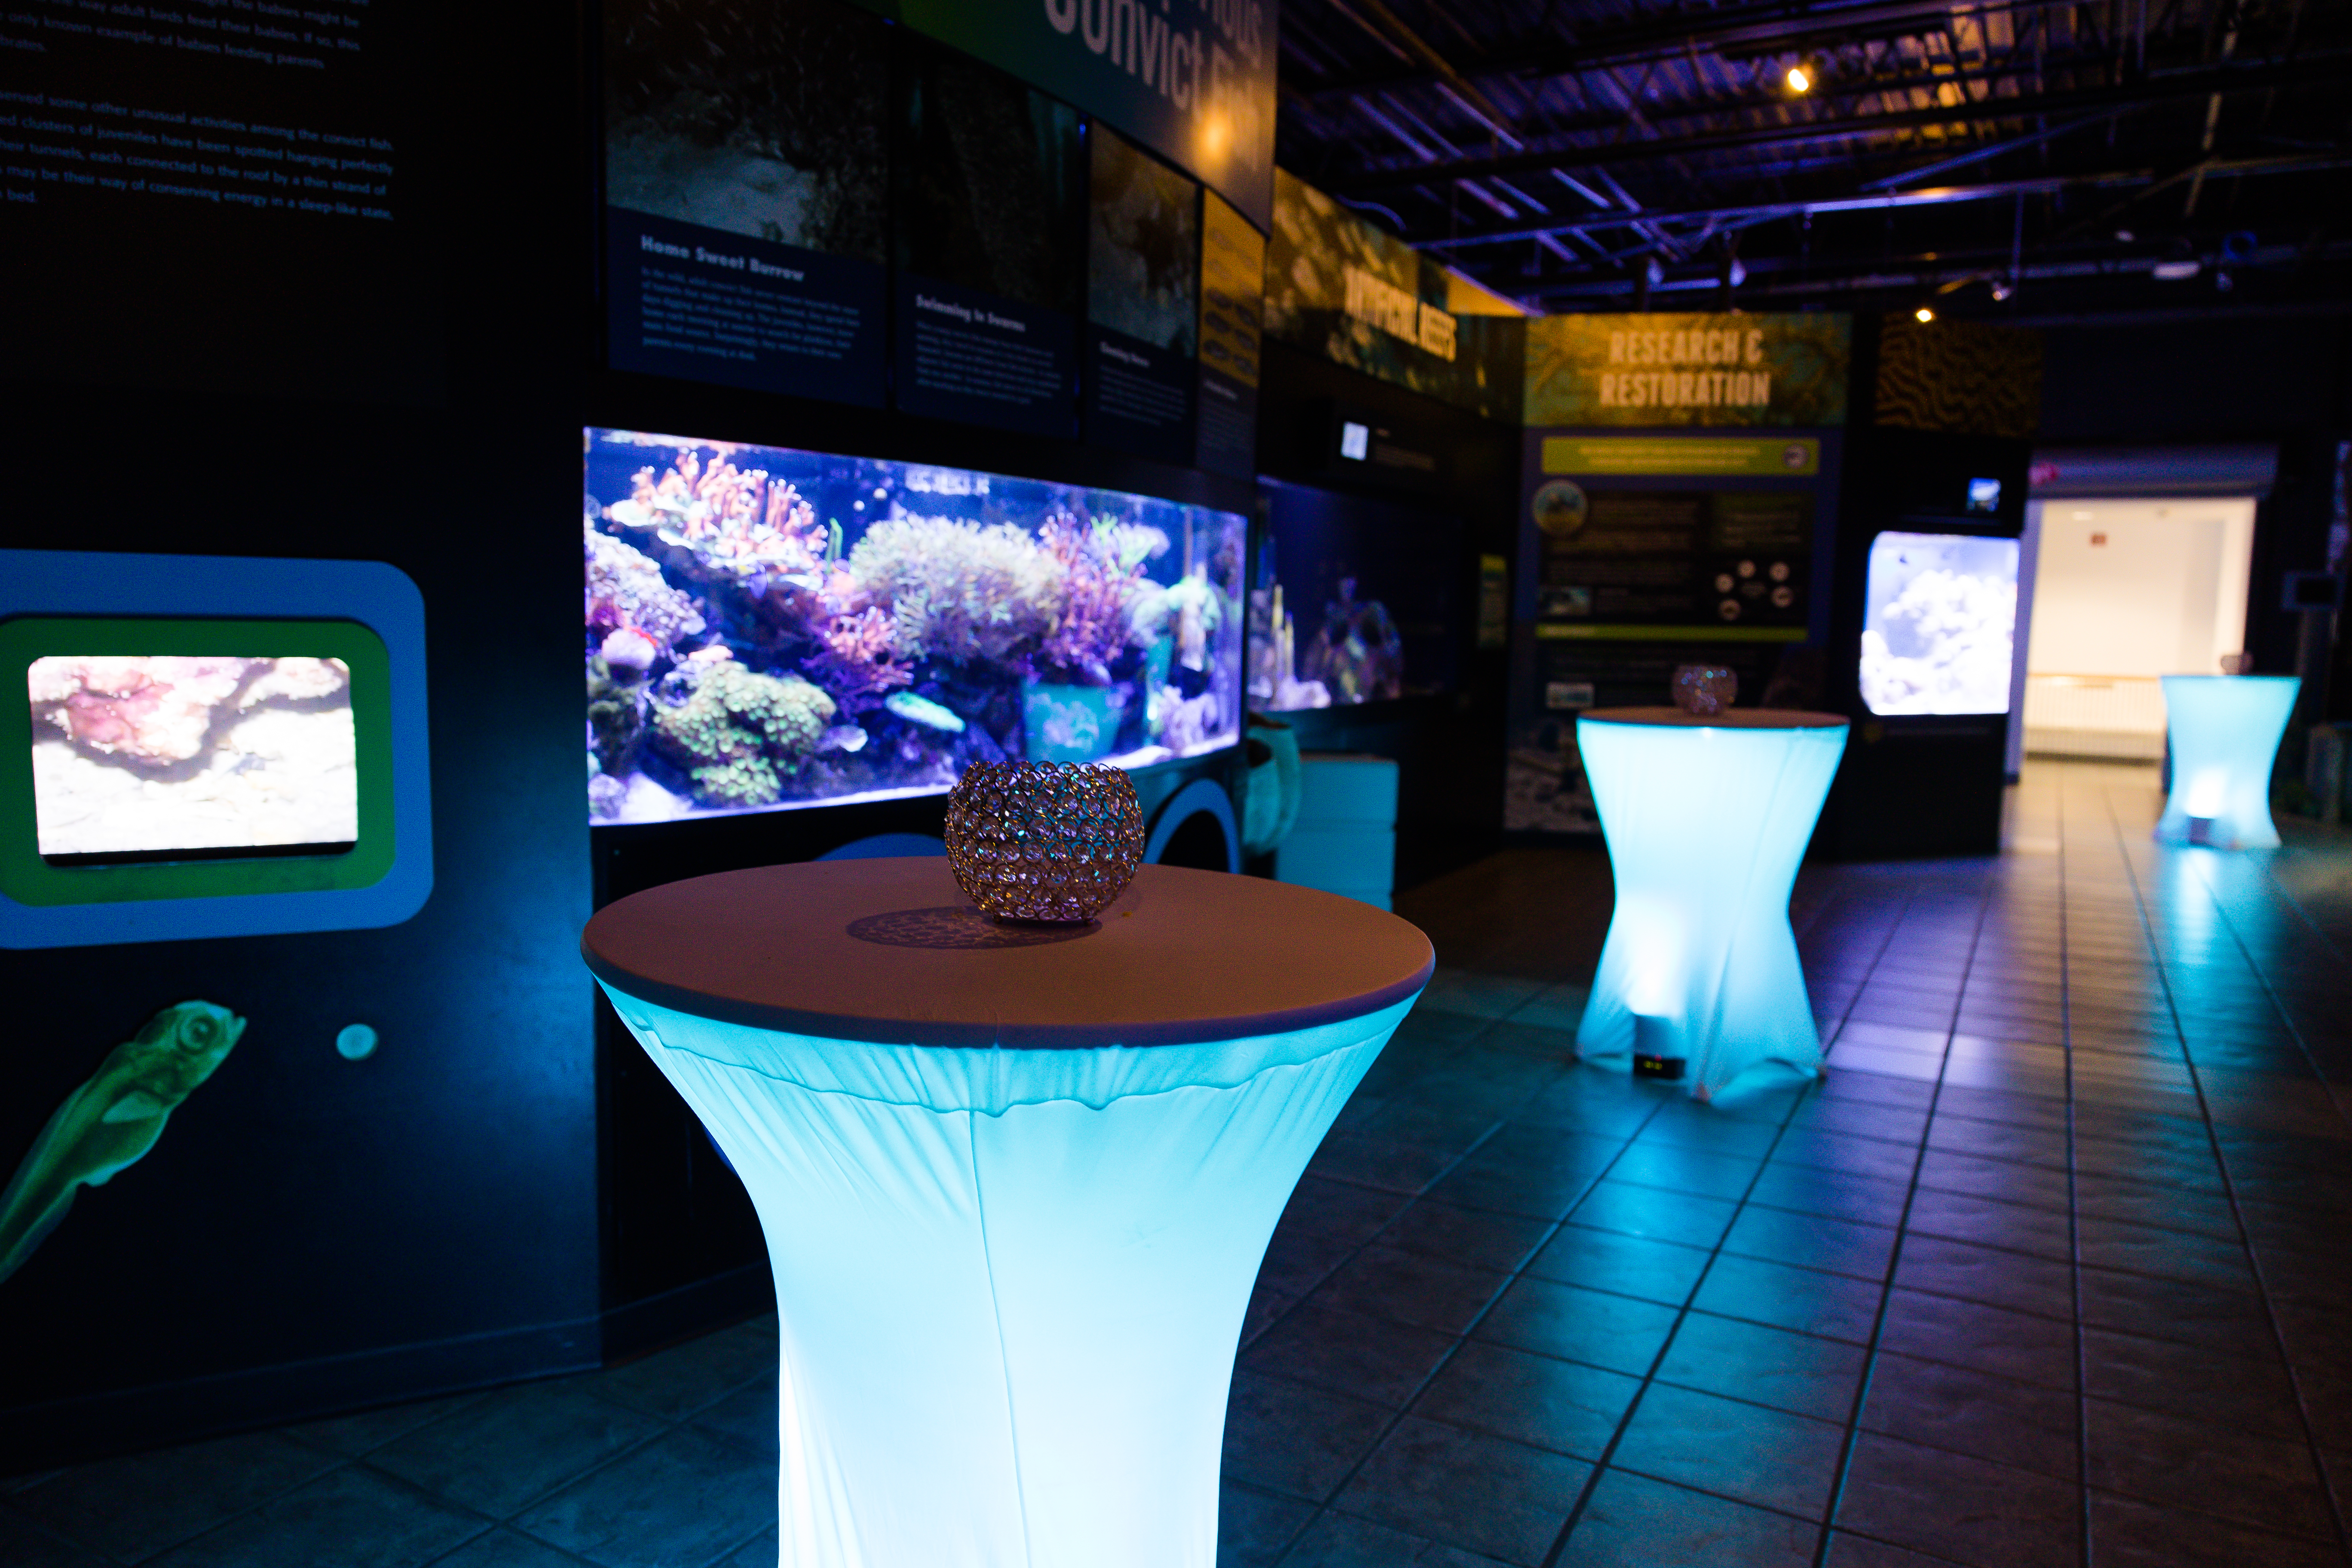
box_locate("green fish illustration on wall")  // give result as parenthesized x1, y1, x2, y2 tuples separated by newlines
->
(0, 1001, 247, 1285)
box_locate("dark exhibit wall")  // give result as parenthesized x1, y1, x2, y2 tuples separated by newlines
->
(1253, 341, 1519, 888)
(0, 0, 1274, 1469)
(0, 0, 601, 1470)
(0, 0, 442, 403)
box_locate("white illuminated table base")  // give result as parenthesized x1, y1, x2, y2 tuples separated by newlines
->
(1574, 708, 1850, 1099)
(582, 859, 1432, 1568)
(2156, 674, 2300, 850)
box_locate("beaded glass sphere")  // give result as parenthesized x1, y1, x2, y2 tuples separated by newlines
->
(944, 761, 1148, 922)
(1671, 664, 1738, 717)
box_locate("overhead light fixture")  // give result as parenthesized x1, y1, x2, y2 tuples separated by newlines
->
(2115, 229, 2135, 242)
(2214, 270, 2235, 293)
(1990, 279, 2013, 302)
(1914, 306, 1936, 324)
(1727, 258, 1747, 288)
(2153, 259, 2202, 281)
(1786, 63, 1813, 93)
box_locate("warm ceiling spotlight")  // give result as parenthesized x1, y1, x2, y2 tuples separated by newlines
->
(1786, 64, 1811, 92)
(1914, 305, 1936, 324)
(1990, 279, 2013, 302)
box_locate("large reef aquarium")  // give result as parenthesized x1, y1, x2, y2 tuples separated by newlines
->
(584, 429, 1245, 824)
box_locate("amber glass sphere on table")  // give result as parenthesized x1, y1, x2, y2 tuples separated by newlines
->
(944, 760, 1147, 922)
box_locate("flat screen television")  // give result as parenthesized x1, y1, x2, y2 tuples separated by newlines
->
(1250, 480, 1458, 711)
(1859, 530, 2020, 717)
(584, 429, 1245, 824)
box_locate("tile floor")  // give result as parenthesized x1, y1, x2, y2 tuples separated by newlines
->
(9, 759, 2352, 1566)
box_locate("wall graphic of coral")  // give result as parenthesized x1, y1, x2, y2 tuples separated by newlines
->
(584, 429, 1245, 824)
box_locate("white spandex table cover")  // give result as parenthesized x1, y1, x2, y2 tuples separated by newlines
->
(2156, 674, 2299, 850)
(583, 860, 1431, 1568)
(1573, 708, 1849, 1099)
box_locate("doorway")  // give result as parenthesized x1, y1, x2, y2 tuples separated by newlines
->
(2021, 496, 2257, 760)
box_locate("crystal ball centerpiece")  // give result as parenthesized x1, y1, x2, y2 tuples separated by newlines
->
(944, 761, 1148, 922)
(1671, 664, 1738, 717)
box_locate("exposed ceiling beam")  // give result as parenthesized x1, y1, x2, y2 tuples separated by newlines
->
(1424, 151, 2348, 252)
(1292, 0, 2052, 102)
(1325, 52, 2348, 196)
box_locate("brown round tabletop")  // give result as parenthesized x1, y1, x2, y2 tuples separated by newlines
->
(582, 858, 1435, 1049)
(1579, 706, 1849, 729)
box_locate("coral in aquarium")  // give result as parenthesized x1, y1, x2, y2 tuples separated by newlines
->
(585, 517, 707, 653)
(803, 605, 913, 707)
(607, 449, 836, 595)
(649, 654, 838, 808)
(1301, 580, 1405, 704)
(583, 430, 1246, 824)
(847, 516, 1060, 665)
(1034, 514, 1158, 685)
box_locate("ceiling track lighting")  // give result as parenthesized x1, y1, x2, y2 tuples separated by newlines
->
(1913, 305, 1936, 324)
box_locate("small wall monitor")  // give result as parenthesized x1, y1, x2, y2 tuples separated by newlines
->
(1859, 531, 2020, 717)
(0, 553, 431, 949)
(1966, 477, 2003, 514)
(584, 429, 1246, 825)
(1338, 421, 1371, 462)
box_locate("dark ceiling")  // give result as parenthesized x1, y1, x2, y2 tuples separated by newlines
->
(1273, 0, 2352, 321)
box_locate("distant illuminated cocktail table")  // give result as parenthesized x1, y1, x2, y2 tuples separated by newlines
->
(2156, 674, 2299, 850)
(1574, 708, 1849, 1099)
(581, 858, 1432, 1568)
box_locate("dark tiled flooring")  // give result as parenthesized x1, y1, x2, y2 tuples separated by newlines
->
(13, 760, 2352, 1566)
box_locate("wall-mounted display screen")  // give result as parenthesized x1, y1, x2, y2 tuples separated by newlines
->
(29, 655, 358, 867)
(601, 0, 891, 404)
(584, 429, 1245, 824)
(1250, 480, 1458, 711)
(1860, 531, 2020, 716)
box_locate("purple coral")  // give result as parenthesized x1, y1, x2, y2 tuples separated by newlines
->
(802, 606, 913, 710)
(1034, 514, 1149, 686)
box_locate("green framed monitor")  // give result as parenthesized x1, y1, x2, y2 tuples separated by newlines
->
(0, 553, 431, 948)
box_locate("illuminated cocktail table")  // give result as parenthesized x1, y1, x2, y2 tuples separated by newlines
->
(2156, 674, 2299, 850)
(581, 858, 1431, 1568)
(1574, 708, 1849, 1099)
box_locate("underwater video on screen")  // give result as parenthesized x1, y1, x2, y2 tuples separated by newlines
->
(583, 429, 1246, 824)
(28, 657, 359, 864)
(1859, 531, 2020, 717)
(1249, 480, 1459, 711)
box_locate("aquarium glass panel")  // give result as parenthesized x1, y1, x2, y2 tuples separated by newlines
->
(1860, 530, 2020, 716)
(28, 655, 359, 865)
(585, 429, 1246, 824)
(1251, 480, 1459, 711)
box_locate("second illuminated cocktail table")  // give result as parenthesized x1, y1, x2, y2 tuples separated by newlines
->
(581, 858, 1432, 1568)
(1574, 707, 1849, 1099)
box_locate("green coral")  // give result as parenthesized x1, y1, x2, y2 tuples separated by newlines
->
(845, 515, 1060, 665)
(587, 655, 646, 775)
(651, 661, 836, 808)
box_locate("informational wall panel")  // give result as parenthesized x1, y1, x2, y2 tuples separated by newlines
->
(0, 0, 441, 400)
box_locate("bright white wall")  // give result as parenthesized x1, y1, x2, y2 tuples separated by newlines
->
(2025, 498, 2256, 677)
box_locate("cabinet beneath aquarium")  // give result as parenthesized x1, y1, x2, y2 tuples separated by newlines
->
(584, 429, 1246, 825)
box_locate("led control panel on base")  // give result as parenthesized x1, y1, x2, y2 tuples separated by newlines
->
(0, 551, 432, 949)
